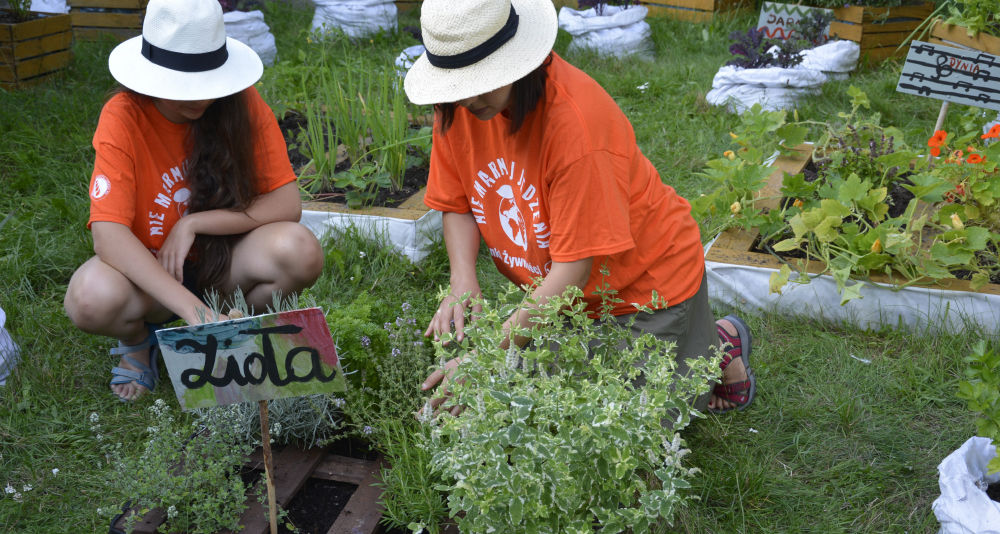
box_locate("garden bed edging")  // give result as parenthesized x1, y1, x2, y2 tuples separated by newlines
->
(703, 145, 1000, 338)
(300, 188, 441, 263)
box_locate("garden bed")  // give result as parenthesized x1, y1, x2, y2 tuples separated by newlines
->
(68, 0, 147, 42)
(704, 145, 1000, 336)
(829, 1, 935, 62)
(641, 0, 748, 23)
(928, 19, 1000, 55)
(0, 10, 72, 89)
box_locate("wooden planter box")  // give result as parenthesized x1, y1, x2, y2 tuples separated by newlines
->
(705, 145, 1000, 335)
(68, 0, 147, 41)
(641, 0, 749, 22)
(301, 187, 442, 263)
(928, 19, 1000, 55)
(829, 1, 935, 62)
(0, 10, 72, 89)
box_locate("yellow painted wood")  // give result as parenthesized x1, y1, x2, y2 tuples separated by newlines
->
(70, 12, 143, 29)
(0, 11, 72, 42)
(68, 0, 147, 9)
(833, 1, 934, 24)
(930, 20, 1000, 55)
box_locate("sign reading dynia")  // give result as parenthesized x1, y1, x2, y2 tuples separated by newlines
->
(155, 308, 346, 410)
(896, 41, 1000, 111)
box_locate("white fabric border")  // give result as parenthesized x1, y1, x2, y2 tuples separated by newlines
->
(704, 237, 1000, 337)
(931, 436, 1000, 534)
(299, 208, 442, 263)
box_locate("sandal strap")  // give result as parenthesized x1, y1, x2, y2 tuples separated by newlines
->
(716, 324, 742, 370)
(110, 331, 155, 356)
(713, 380, 751, 403)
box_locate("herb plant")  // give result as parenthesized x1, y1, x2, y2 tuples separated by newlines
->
(4, 0, 31, 22)
(422, 280, 718, 533)
(577, 0, 637, 16)
(957, 340, 1000, 474)
(726, 28, 805, 69)
(943, 0, 1000, 37)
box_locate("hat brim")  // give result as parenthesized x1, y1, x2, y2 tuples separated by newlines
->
(109, 36, 263, 101)
(403, 0, 557, 106)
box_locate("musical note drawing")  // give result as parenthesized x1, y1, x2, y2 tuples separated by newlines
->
(936, 54, 954, 78)
(976, 53, 1000, 70)
(972, 68, 992, 82)
(913, 43, 937, 56)
(907, 71, 927, 83)
(952, 79, 974, 92)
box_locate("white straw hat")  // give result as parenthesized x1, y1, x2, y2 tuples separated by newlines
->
(108, 0, 263, 101)
(403, 0, 557, 105)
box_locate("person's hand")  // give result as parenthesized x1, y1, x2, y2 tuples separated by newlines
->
(424, 282, 482, 344)
(419, 355, 468, 417)
(157, 216, 196, 283)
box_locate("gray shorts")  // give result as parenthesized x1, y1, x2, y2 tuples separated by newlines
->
(605, 275, 717, 412)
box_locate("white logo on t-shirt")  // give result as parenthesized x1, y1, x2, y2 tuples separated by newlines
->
(496, 184, 528, 251)
(91, 175, 111, 200)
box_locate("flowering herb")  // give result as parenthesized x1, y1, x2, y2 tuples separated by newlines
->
(787, 9, 834, 48)
(216, 0, 263, 12)
(726, 28, 805, 69)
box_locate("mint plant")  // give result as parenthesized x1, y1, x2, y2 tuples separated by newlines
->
(422, 280, 718, 533)
(957, 340, 1000, 474)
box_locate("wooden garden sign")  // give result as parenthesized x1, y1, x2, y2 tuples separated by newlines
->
(896, 41, 1000, 112)
(155, 307, 345, 534)
(757, 1, 831, 40)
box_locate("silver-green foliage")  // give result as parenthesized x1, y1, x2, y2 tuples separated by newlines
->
(421, 282, 718, 533)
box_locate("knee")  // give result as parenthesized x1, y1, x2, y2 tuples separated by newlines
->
(275, 224, 324, 285)
(64, 266, 127, 333)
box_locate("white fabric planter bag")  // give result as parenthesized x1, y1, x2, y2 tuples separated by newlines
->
(395, 44, 425, 78)
(300, 209, 442, 263)
(30, 0, 68, 13)
(704, 235, 1000, 337)
(707, 40, 859, 113)
(311, 0, 397, 39)
(932, 437, 1000, 534)
(223, 10, 278, 66)
(557, 5, 651, 57)
(0, 306, 20, 387)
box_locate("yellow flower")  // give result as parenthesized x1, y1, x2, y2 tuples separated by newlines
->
(730, 201, 741, 214)
(723, 150, 736, 160)
(951, 213, 964, 229)
(729, 132, 738, 139)
(792, 199, 804, 208)
(870, 238, 882, 253)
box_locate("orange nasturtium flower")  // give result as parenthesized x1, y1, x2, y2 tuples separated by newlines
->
(982, 124, 1000, 139)
(930, 146, 941, 157)
(792, 198, 804, 208)
(967, 153, 985, 164)
(928, 130, 948, 147)
(723, 150, 736, 160)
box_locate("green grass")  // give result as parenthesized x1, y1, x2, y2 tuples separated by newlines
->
(0, 1, 984, 533)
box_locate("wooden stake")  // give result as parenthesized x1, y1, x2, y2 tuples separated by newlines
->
(259, 400, 278, 534)
(933, 101, 950, 135)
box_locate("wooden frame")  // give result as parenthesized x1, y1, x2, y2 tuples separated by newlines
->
(641, 0, 749, 22)
(68, 0, 147, 42)
(828, 1, 935, 62)
(0, 10, 72, 90)
(928, 19, 1000, 55)
(705, 145, 1000, 296)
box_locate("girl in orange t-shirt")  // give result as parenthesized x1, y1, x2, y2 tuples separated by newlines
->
(405, 0, 756, 414)
(64, 0, 323, 402)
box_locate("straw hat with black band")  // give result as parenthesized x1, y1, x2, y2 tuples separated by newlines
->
(403, 0, 558, 106)
(108, 0, 263, 102)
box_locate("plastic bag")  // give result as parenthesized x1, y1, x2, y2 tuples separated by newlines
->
(932, 436, 1000, 534)
(311, 0, 397, 39)
(395, 44, 425, 78)
(0, 306, 20, 387)
(30, 0, 69, 13)
(557, 5, 651, 58)
(223, 10, 278, 66)
(799, 40, 860, 81)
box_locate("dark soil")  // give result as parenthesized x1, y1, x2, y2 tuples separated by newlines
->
(278, 110, 429, 208)
(278, 478, 357, 534)
(989, 482, 1000, 503)
(0, 10, 39, 23)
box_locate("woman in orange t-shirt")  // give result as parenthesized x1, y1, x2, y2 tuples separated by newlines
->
(63, 0, 323, 402)
(405, 0, 756, 414)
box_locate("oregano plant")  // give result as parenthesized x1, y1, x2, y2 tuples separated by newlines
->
(957, 340, 1000, 474)
(421, 280, 718, 533)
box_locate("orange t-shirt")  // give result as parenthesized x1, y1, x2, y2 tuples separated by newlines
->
(87, 87, 296, 254)
(424, 53, 705, 316)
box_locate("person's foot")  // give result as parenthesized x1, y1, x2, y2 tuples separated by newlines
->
(707, 316, 755, 413)
(109, 329, 159, 402)
(110, 346, 151, 401)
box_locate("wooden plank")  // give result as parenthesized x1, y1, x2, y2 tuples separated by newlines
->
(0, 12, 72, 42)
(829, 20, 923, 42)
(857, 29, 916, 49)
(233, 445, 328, 534)
(12, 49, 70, 79)
(930, 19, 1000, 55)
(302, 200, 430, 220)
(860, 45, 906, 61)
(72, 26, 139, 41)
(644, 5, 713, 22)
(397, 187, 428, 210)
(70, 11, 143, 29)
(312, 454, 373, 485)
(7, 31, 72, 61)
(833, 2, 934, 24)
(69, 0, 147, 8)
(326, 455, 386, 534)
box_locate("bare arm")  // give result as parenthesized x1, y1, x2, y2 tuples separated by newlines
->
(424, 211, 484, 342)
(92, 221, 215, 325)
(500, 257, 593, 349)
(158, 182, 302, 281)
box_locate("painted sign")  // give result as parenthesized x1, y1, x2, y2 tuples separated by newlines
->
(896, 41, 1000, 112)
(757, 2, 832, 40)
(155, 307, 346, 410)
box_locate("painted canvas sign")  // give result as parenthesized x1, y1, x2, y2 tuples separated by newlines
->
(896, 41, 1000, 112)
(155, 307, 346, 410)
(757, 2, 832, 40)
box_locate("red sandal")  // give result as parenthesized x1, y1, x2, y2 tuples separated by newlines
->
(709, 314, 756, 414)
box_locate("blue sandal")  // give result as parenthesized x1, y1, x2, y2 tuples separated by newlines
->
(109, 325, 161, 402)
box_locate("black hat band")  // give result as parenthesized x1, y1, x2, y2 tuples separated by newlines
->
(141, 38, 229, 73)
(424, 5, 519, 69)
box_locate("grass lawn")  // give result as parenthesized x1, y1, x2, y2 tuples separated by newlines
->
(0, 1, 983, 532)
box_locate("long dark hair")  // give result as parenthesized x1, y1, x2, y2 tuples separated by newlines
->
(110, 87, 257, 292)
(434, 53, 552, 135)
(186, 90, 257, 291)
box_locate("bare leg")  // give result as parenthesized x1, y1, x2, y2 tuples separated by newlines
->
(64, 256, 173, 401)
(221, 221, 324, 313)
(707, 317, 749, 412)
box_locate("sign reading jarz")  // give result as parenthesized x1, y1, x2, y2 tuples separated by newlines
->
(757, 1, 832, 40)
(896, 41, 1000, 112)
(156, 308, 346, 410)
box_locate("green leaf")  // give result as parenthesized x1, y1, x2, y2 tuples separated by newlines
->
(776, 123, 808, 148)
(772, 238, 801, 252)
(837, 174, 869, 203)
(769, 264, 792, 294)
